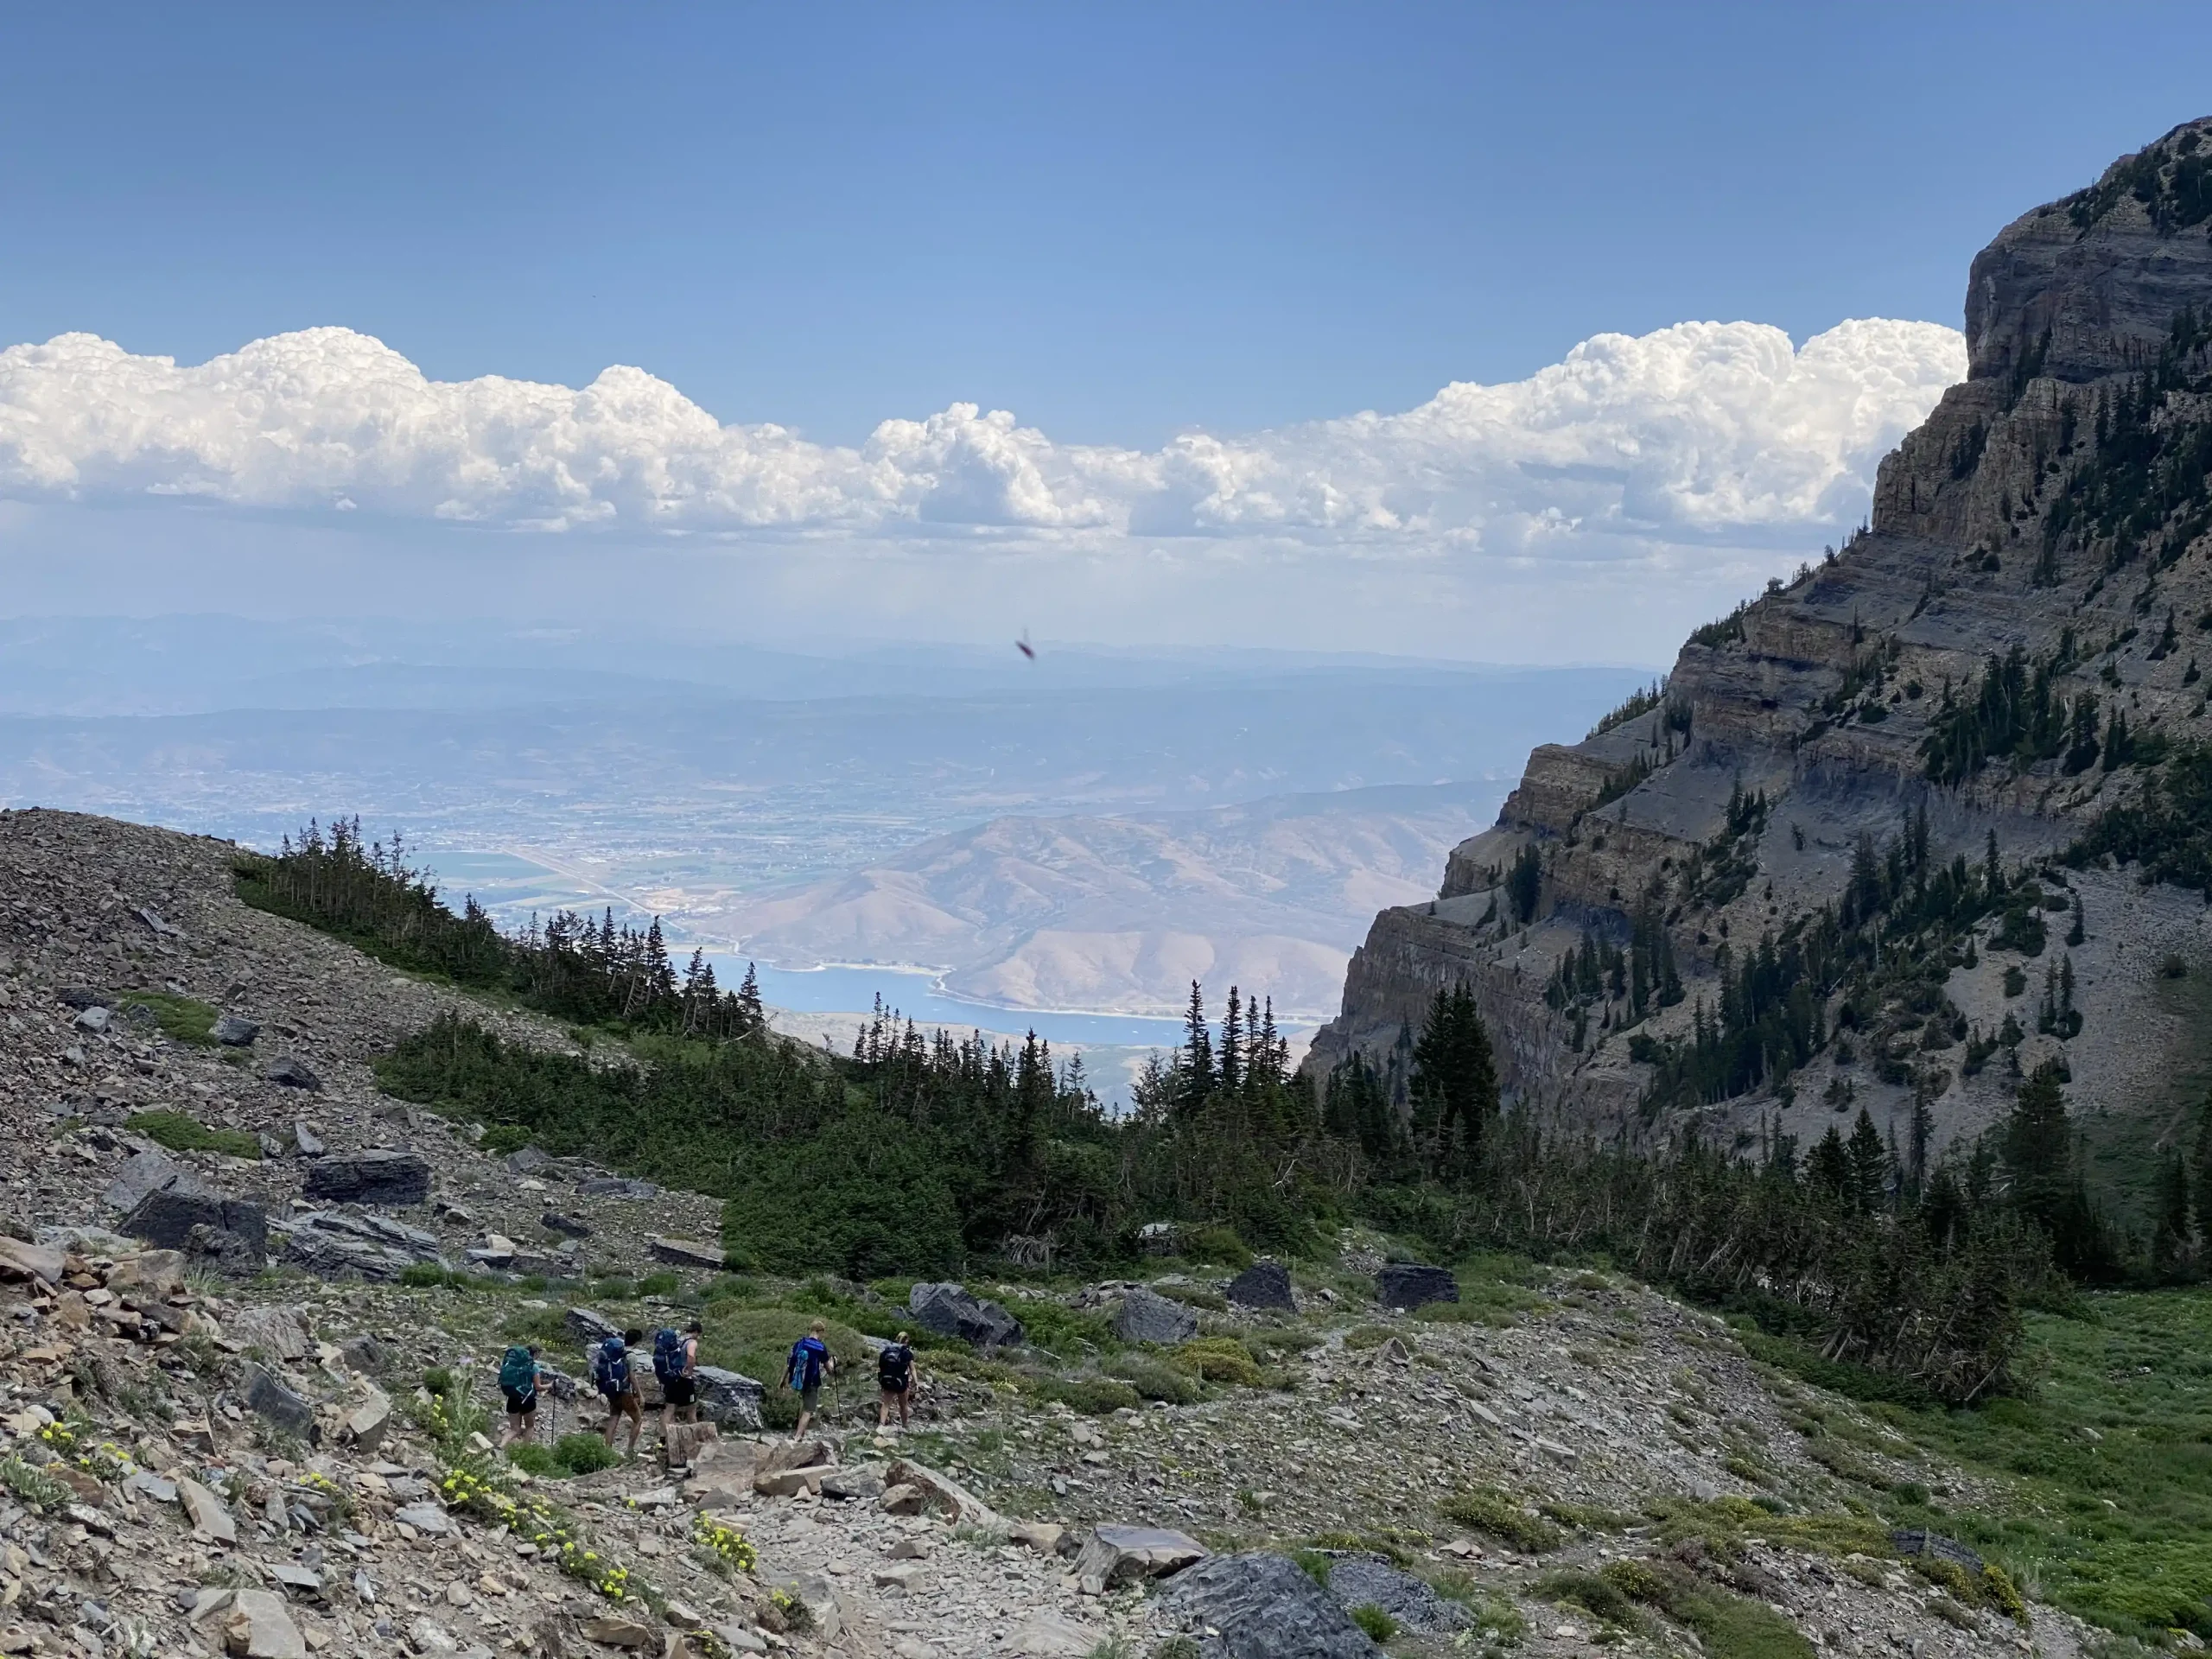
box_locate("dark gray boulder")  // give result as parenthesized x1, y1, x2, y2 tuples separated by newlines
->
(503, 1147, 554, 1174)
(693, 1366, 765, 1430)
(303, 1150, 430, 1206)
(186, 1222, 265, 1275)
(909, 1281, 1025, 1350)
(243, 1363, 320, 1443)
(1226, 1260, 1296, 1312)
(210, 1015, 259, 1046)
(58, 987, 110, 1011)
(263, 1056, 321, 1090)
(576, 1176, 658, 1199)
(541, 1211, 593, 1237)
(339, 1333, 394, 1375)
(1375, 1263, 1458, 1311)
(1325, 1556, 1469, 1633)
(273, 1210, 443, 1279)
(565, 1306, 622, 1345)
(121, 1170, 268, 1261)
(1114, 1286, 1198, 1345)
(1159, 1553, 1381, 1658)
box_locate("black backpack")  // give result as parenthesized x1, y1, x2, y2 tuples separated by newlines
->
(878, 1342, 912, 1391)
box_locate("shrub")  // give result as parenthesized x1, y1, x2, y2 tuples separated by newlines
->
(1030, 1375, 1140, 1415)
(1343, 1325, 1399, 1351)
(1181, 1225, 1253, 1270)
(1439, 1487, 1562, 1553)
(1534, 1569, 1641, 1630)
(120, 992, 224, 1047)
(552, 1433, 620, 1476)
(124, 1109, 261, 1160)
(1348, 1605, 1397, 1641)
(400, 1263, 453, 1289)
(637, 1270, 681, 1298)
(1290, 1548, 1332, 1587)
(505, 1443, 558, 1477)
(1104, 1353, 1199, 1405)
(1174, 1337, 1264, 1388)
(422, 1366, 457, 1396)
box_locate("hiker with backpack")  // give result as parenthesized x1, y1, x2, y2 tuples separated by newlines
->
(785, 1319, 834, 1441)
(877, 1329, 918, 1430)
(653, 1319, 704, 1437)
(495, 1344, 550, 1448)
(594, 1327, 646, 1460)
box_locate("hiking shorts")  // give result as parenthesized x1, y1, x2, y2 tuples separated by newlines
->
(502, 1387, 537, 1416)
(798, 1382, 821, 1414)
(603, 1387, 641, 1420)
(663, 1376, 696, 1408)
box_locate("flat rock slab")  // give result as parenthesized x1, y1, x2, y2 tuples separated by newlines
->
(244, 1364, 318, 1442)
(275, 1209, 442, 1279)
(262, 1056, 321, 1090)
(649, 1236, 727, 1269)
(221, 1587, 306, 1658)
(303, 1150, 429, 1206)
(1114, 1286, 1198, 1344)
(1072, 1523, 1208, 1592)
(102, 1148, 184, 1215)
(0, 1236, 65, 1287)
(908, 1281, 1024, 1350)
(1375, 1263, 1458, 1310)
(1005, 1612, 1108, 1657)
(1226, 1260, 1296, 1311)
(177, 1475, 237, 1545)
(1160, 1553, 1380, 1658)
(882, 1458, 1002, 1529)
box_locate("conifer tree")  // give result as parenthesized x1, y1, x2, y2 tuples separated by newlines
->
(1846, 1108, 1890, 1211)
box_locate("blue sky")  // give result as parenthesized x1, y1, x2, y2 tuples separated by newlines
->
(1, 4, 2208, 658)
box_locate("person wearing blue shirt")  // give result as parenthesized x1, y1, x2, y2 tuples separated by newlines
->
(785, 1319, 835, 1441)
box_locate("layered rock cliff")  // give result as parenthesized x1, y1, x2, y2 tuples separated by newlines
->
(1310, 119, 2212, 1179)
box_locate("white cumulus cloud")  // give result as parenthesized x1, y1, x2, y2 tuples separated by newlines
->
(0, 319, 1963, 555)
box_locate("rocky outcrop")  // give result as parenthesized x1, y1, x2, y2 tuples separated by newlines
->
(302, 1150, 429, 1206)
(909, 1281, 1025, 1349)
(1310, 119, 2212, 1167)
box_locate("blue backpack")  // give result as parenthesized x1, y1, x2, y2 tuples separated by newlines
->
(594, 1336, 631, 1395)
(786, 1337, 823, 1392)
(652, 1327, 685, 1383)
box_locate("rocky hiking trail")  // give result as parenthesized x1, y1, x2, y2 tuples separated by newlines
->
(0, 807, 2121, 1656)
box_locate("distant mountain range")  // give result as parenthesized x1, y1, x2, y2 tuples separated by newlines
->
(724, 781, 1502, 1019)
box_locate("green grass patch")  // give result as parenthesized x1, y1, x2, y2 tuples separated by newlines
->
(1438, 1486, 1562, 1554)
(1347, 1605, 1397, 1641)
(125, 1109, 261, 1160)
(119, 991, 223, 1047)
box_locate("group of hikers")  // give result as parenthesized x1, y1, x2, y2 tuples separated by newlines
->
(493, 1317, 921, 1458)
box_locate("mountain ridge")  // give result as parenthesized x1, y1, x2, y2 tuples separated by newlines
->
(1309, 117, 2212, 1198)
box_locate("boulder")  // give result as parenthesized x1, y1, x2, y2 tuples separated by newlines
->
(649, 1236, 727, 1269)
(302, 1150, 429, 1206)
(661, 1421, 720, 1467)
(177, 1475, 237, 1545)
(58, 986, 110, 1011)
(1375, 1263, 1458, 1311)
(819, 1466, 883, 1501)
(1010, 1520, 1070, 1555)
(188, 1222, 266, 1275)
(103, 1148, 185, 1215)
(1325, 1556, 1470, 1633)
(878, 1483, 926, 1516)
(338, 1333, 394, 1374)
(220, 1587, 307, 1659)
(104, 1248, 185, 1300)
(540, 1211, 592, 1237)
(231, 1306, 313, 1362)
(882, 1459, 1004, 1529)
(565, 1306, 621, 1345)
(1114, 1286, 1198, 1344)
(1226, 1260, 1296, 1312)
(210, 1015, 260, 1047)
(1071, 1524, 1209, 1593)
(908, 1281, 1024, 1350)
(122, 1171, 268, 1262)
(243, 1365, 319, 1443)
(291, 1121, 324, 1157)
(341, 1388, 393, 1454)
(74, 1006, 111, 1033)
(261, 1056, 321, 1090)
(0, 1236, 65, 1287)
(1158, 1553, 1380, 1657)
(503, 1147, 554, 1174)
(273, 1210, 442, 1279)
(393, 1503, 449, 1535)
(581, 1616, 657, 1649)
(576, 1175, 658, 1198)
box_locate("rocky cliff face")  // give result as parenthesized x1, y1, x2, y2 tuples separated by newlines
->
(1310, 119, 2212, 1174)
